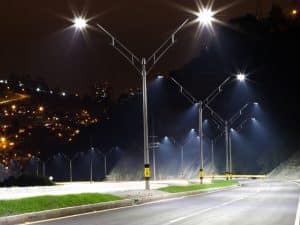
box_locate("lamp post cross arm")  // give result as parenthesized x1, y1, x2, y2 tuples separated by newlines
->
(204, 76, 233, 105)
(203, 103, 225, 126)
(170, 77, 198, 104)
(233, 115, 253, 132)
(146, 19, 189, 73)
(97, 24, 142, 74)
(227, 103, 250, 126)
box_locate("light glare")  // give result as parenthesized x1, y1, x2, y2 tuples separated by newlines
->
(237, 73, 246, 81)
(197, 8, 214, 25)
(74, 17, 87, 30)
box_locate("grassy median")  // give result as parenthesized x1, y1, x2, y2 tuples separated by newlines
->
(0, 193, 123, 217)
(158, 180, 238, 193)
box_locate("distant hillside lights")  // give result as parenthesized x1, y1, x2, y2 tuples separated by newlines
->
(291, 9, 298, 16)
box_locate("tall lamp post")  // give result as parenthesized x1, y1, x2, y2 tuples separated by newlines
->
(167, 131, 195, 178)
(61, 152, 82, 182)
(72, 10, 217, 189)
(169, 74, 246, 183)
(208, 102, 253, 179)
(96, 147, 117, 179)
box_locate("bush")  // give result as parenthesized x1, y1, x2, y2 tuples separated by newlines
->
(0, 174, 55, 187)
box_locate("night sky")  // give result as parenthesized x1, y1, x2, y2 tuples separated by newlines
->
(0, 0, 295, 95)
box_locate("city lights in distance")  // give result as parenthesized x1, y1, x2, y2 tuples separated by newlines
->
(38, 106, 44, 112)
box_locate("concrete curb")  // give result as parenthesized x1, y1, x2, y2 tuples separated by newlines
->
(0, 199, 134, 225)
(0, 184, 240, 225)
(135, 184, 241, 204)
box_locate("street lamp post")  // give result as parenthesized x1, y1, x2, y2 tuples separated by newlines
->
(152, 146, 156, 181)
(61, 152, 82, 182)
(170, 74, 245, 183)
(229, 129, 232, 179)
(199, 101, 204, 183)
(69, 159, 72, 182)
(95, 20, 189, 190)
(209, 102, 252, 179)
(72, 7, 217, 189)
(211, 139, 215, 179)
(90, 159, 93, 183)
(180, 145, 184, 177)
(225, 121, 229, 179)
(149, 137, 159, 181)
(104, 154, 107, 177)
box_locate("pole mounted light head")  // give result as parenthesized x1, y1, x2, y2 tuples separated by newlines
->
(157, 75, 164, 79)
(236, 73, 246, 81)
(73, 17, 88, 30)
(197, 8, 214, 26)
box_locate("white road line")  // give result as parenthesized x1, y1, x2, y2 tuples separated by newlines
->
(169, 216, 187, 224)
(295, 195, 300, 225)
(164, 196, 247, 225)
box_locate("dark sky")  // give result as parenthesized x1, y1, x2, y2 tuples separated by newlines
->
(0, 0, 295, 95)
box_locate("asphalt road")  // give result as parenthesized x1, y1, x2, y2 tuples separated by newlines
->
(29, 180, 300, 225)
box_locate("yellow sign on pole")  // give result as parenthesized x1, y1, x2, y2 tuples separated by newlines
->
(144, 167, 151, 178)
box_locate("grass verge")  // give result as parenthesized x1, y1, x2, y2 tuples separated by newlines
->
(0, 193, 123, 217)
(158, 180, 238, 193)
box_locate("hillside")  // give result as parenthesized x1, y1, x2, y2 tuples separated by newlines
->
(269, 151, 300, 180)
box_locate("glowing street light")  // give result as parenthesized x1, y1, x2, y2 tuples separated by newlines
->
(197, 8, 214, 25)
(73, 17, 87, 30)
(236, 73, 246, 81)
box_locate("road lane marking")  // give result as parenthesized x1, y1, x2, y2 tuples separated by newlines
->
(165, 196, 247, 225)
(169, 216, 187, 223)
(295, 195, 300, 225)
(23, 186, 241, 225)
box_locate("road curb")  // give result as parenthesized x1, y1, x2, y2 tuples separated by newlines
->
(0, 199, 134, 225)
(135, 184, 241, 204)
